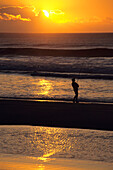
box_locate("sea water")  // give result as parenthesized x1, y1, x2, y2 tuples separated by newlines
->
(0, 33, 113, 103)
(0, 126, 113, 163)
(0, 34, 113, 168)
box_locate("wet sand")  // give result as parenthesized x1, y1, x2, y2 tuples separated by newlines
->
(0, 100, 113, 131)
(0, 159, 113, 170)
(0, 154, 113, 170)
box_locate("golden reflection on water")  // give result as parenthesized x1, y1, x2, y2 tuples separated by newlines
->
(34, 79, 53, 95)
(28, 127, 71, 164)
(37, 165, 45, 170)
(1, 73, 113, 101)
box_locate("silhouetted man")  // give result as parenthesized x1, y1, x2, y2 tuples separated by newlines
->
(72, 78, 79, 103)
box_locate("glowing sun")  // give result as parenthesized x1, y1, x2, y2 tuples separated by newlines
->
(42, 10, 49, 17)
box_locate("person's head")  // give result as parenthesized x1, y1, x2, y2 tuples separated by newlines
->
(72, 78, 75, 82)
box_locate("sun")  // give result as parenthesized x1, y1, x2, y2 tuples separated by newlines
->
(42, 10, 49, 17)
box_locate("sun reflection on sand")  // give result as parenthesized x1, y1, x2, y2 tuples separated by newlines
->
(0, 126, 113, 170)
(28, 127, 64, 163)
(29, 150, 56, 163)
(38, 165, 45, 170)
(1, 158, 112, 170)
(37, 151, 56, 162)
(27, 127, 72, 165)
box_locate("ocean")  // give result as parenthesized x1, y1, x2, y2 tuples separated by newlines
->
(0, 33, 113, 103)
(0, 33, 113, 169)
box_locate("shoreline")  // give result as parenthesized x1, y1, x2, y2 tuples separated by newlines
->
(1, 97, 113, 105)
(0, 154, 113, 170)
(1, 99, 113, 131)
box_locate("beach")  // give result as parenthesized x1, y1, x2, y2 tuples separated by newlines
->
(0, 99, 113, 131)
(0, 0, 113, 168)
(0, 125, 113, 170)
(0, 154, 113, 170)
(0, 33, 113, 169)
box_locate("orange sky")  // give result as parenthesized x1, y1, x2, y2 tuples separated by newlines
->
(0, 0, 113, 33)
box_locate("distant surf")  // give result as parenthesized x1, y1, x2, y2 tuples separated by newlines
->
(1, 33, 113, 103)
(1, 47, 113, 57)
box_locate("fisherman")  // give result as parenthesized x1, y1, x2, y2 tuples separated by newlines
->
(72, 78, 79, 103)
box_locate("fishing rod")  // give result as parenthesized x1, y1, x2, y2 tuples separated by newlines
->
(76, 57, 88, 82)
(76, 56, 94, 82)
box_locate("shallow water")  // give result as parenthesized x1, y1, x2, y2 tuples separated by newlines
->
(0, 73, 113, 103)
(1, 33, 113, 103)
(0, 126, 113, 163)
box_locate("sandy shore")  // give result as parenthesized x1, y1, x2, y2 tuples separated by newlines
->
(0, 154, 113, 170)
(0, 100, 113, 131)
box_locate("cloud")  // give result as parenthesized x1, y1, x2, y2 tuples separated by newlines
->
(50, 9, 64, 15)
(0, 6, 34, 22)
(0, 6, 67, 24)
(104, 17, 113, 23)
(73, 16, 103, 24)
(32, 7, 39, 16)
(88, 16, 102, 23)
(1, 5, 113, 28)
(0, 6, 25, 16)
(0, 13, 31, 21)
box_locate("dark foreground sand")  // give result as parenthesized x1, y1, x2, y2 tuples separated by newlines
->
(0, 100, 113, 131)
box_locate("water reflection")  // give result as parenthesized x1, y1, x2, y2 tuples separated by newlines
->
(38, 79, 52, 95)
(38, 151, 56, 162)
(1, 73, 113, 102)
(0, 126, 113, 169)
(37, 165, 45, 170)
(28, 127, 68, 162)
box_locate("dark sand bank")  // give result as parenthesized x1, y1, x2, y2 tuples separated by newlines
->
(0, 100, 113, 131)
(1, 48, 113, 57)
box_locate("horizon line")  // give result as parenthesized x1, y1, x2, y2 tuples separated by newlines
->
(0, 32, 113, 34)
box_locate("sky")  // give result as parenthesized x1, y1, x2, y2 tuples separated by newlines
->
(0, 0, 113, 33)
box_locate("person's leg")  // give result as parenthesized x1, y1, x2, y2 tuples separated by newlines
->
(76, 92, 79, 103)
(73, 95, 76, 103)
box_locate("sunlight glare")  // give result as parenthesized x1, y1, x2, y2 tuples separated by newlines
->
(42, 10, 49, 17)
(38, 79, 52, 95)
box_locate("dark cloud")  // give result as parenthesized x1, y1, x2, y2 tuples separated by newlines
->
(0, 6, 36, 21)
